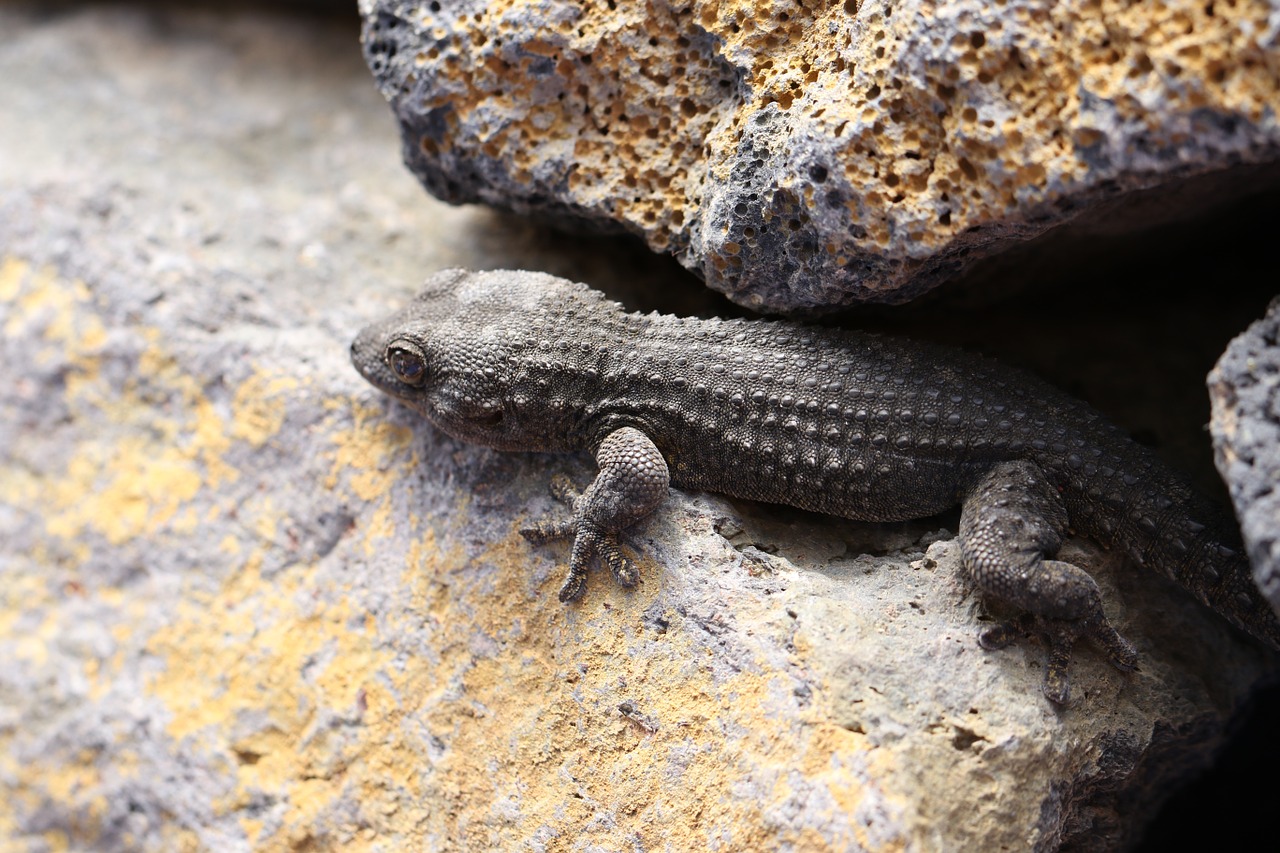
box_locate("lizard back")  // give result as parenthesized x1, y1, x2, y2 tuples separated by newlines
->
(351, 269, 1279, 648)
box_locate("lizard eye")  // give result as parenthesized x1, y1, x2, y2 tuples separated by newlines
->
(385, 340, 428, 386)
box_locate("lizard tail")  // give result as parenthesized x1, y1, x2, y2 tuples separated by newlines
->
(1154, 506, 1280, 650)
(1061, 446, 1280, 650)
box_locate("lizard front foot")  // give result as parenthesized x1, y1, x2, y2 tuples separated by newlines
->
(519, 476, 641, 601)
(519, 428, 669, 602)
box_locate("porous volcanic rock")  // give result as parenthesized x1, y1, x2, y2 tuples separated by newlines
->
(1210, 298, 1280, 618)
(362, 0, 1280, 312)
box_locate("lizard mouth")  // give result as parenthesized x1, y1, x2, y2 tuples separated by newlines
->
(469, 411, 504, 428)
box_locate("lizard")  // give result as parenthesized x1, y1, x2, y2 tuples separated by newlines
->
(350, 268, 1280, 704)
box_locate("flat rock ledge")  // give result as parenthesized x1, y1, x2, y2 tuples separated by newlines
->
(2, 231, 1272, 847)
(361, 0, 1280, 312)
(1210, 297, 1280, 619)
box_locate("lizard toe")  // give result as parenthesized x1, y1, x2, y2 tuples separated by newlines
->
(984, 611, 1136, 704)
(557, 570, 588, 602)
(977, 614, 1033, 651)
(1089, 621, 1139, 672)
(600, 538, 639, 588)
(520, 516, 575, 544)
(548, 473, 582, 505)
(1041, 623, 1077, 706)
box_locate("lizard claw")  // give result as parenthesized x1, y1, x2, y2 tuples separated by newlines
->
(557, 565, 589, 602)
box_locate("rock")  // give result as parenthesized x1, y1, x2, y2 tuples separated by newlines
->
(1210, 298, 1280, 618)
(1, 4, 1276, 852)
(361, 0, 1280, 312)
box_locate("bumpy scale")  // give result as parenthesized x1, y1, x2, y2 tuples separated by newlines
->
(351, 269, 1280, 704)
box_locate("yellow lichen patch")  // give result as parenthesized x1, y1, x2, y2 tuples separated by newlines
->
(0, 255, 29, 300)
(0, 571, 154, 850)
(3, 261, 80, 338)
(43, 437, 204, 545)
(0, 258, 308, 551)
(367, 526, 903, 849)
(150, 555, 287, 742)
(1, 260, 110, 406)
(132, 490, 901, 849)
(0, 575, 58, 668)
(325, 398, 418, 501)
(800, 724, 885, 815)
(231, 369, 299, 447)
(143, 549, 428, 850)
(358, 495, 399, 559)
(146, 557, 405, 851)
(194, 396, 239, 488)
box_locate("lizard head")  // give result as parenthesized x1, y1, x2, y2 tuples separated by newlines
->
(350, 268, 573, 450)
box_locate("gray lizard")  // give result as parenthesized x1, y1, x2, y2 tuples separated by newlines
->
(350, 268, 1280, 703)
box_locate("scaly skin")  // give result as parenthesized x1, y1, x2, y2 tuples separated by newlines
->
(351, 268, 1280, 703)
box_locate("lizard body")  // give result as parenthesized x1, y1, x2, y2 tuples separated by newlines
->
(351, 268, 1280, 703)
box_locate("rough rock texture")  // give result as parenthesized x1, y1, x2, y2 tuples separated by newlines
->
(1210, 298, 1280, 618)
(1, 5, 1277, 852)
(361, 0, 1280, 312)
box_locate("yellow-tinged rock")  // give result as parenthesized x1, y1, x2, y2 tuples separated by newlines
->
(364, 0, 1280, 310)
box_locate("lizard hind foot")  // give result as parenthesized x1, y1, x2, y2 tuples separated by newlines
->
(551, 535, 639, 601)
(547, 535, 637, 601)
(554, 527, 638, 602)
(977, 611, 1138, 705)
(960, 460, 1138, 705)
(977, 614, 1077, 703)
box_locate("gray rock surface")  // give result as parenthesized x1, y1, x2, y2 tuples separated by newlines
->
(360, 0, 1280, 312)
(0, 4, 1275, 852)
(1210, 298, 1280, 618)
